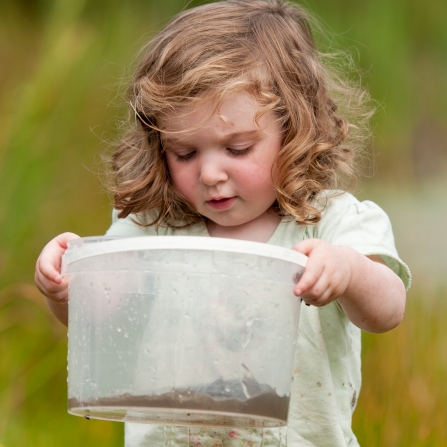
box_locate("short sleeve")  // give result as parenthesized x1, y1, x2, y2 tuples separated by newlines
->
(312, 192, 411, 290)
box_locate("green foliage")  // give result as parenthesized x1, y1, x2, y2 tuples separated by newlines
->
(0, 0, 446, 445)
(0, 286, 124, 446)
(354, 286, 447, 445)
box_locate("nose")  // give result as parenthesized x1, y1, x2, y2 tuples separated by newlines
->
(199, 155, 228, 186)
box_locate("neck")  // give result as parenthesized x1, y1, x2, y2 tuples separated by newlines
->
(206, 212, 281, 243)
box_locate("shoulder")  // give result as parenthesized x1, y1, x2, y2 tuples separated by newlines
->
(312, 190, 387, 244)
(269, 192, 383, 249)
(314, 191, 392, 238)
(318, 190, 384, 217)
(275, 191, 390, 244)
(312, 191, 411, 289)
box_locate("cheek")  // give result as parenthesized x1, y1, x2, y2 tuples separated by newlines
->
(234, 163, 275, 196)
(243, 154, 277, 187)
(166, 160, 196, 199)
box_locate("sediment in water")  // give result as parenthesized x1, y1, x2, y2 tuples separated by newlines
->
(69, 388, 289, 427)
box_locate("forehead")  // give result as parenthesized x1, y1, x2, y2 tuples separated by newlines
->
(159, 92, 272, 138)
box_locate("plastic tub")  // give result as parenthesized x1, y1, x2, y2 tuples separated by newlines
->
(64, 236, 307, 428)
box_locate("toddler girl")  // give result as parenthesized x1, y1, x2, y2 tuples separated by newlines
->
(35, 1, 411, 446)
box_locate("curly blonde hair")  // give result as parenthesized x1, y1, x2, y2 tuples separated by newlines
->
(111, 0, 373, 228)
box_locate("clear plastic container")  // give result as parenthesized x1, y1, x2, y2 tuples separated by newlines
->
(64, 236, 307, 428)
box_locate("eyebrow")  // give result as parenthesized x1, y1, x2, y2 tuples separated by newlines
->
(163, 129, 261, 145)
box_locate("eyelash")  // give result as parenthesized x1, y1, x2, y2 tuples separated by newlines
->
(176, 152, 196, 162)
(228, 146, 252, 156)
(175, 146, 253, 162)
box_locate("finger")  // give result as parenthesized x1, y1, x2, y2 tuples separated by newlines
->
(292, 238, 321, 257)
(36, 255, 62, 284)
(35, 281, 68, 302)
(55, 232, 81, 249)
(37, 233, 80, 281)
(294, 261, 324, 297)
(45, 291, 69, 303)
(301, 271, 332, 306)
(35, 268, 68, 298)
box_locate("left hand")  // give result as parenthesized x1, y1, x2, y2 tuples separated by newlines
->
(292, 238, 353, 307)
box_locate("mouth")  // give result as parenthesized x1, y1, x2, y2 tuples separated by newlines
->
(206, 197, 237, 210)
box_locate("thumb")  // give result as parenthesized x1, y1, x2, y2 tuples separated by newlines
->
(56, 232, 81, 250)
(292, 238, 321, 257)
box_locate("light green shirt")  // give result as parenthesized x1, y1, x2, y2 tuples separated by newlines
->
(106, 192, 411, 447)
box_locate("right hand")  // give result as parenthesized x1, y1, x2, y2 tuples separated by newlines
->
(34, 232, 80, 302)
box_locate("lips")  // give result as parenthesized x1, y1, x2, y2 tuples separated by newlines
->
(206, 196, 237, 210)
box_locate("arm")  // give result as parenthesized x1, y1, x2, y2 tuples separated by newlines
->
(293, 239, 406, 333)
(34, 232, 81, 326)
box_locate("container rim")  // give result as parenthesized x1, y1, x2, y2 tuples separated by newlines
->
(64, 236, 308, 268)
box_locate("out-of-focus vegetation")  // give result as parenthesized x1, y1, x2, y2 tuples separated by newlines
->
(0, 0, 446, 446)
(355, 289, 447, 446)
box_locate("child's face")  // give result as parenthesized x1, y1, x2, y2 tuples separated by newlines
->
(161, 92, 282, 230)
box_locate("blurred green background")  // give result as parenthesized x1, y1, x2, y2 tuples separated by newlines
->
(0, 0, 446, 445)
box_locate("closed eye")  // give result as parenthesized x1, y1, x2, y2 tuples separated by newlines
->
(227, 146, 253, 156)
(175, 151, 196, 162)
